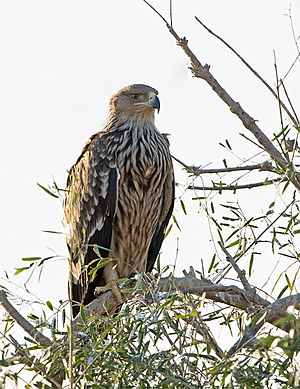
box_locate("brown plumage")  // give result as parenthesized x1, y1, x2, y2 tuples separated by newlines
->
(64, 84, 174, 316)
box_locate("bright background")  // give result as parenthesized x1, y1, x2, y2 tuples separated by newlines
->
(0, 0, 299, 346)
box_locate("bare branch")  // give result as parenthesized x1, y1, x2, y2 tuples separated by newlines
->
(194, 16, 299, 127)
(282, 6, 300, 82)
(178, 178, 282, 191)
(0, 290, 51, 347)
(169, 0, 173, 29)
(280, 78, 299, 125)
(142, 1, 300, 190)
(218, 242, 252, 292)
(172, 155, 276, 175)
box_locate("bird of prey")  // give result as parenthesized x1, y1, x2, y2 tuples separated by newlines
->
(64, 84, 174, 316)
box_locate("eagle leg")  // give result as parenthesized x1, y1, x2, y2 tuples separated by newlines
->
(94, 278, 129, 304)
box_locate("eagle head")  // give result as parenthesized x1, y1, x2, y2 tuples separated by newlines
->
(109, 84, 160, 122)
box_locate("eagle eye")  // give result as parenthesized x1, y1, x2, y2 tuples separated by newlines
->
(131, 93, 139, 100)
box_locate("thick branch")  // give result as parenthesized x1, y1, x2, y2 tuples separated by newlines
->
(0, 290, 51, 347)
(227, 294, 300, 356)
(74, 269, 298, 336)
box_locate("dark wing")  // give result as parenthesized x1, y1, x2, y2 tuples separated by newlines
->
(64, 133, 118, 316)
(146, 164, 175, 273)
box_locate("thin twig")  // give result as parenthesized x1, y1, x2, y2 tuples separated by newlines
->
(142, 0, 169, 24)
(172, 155, 275, 175)
(169, 0, 173, 29)
(239, 133, 266, 151)
(273, 51, 290, 162)
(282, 6, 300, 82)
(68, 263, 74, 388)
(218, 242, 252, 291)
(216, 199, 296, 283)
(0, 290, 51, 347)
(194, 16, 299, 127)
(280, 78, 299, 125)
(179, 178, 282, 191)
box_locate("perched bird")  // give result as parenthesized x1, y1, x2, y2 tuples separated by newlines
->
(64, 84, 174, 316)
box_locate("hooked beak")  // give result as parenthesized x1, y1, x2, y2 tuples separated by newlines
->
(149, 95, 160, 113)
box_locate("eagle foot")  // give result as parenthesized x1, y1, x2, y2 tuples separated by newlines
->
(94, 278, 129, 304)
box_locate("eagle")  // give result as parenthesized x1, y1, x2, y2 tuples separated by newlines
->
(64, 84, 174, 316)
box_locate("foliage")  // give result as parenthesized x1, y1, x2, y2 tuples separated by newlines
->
(1, 274, 300, 388)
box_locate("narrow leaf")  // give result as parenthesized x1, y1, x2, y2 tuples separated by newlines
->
(37, 183, 59, 198)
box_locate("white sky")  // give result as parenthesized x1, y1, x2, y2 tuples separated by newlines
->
(0, 0, 299, 342)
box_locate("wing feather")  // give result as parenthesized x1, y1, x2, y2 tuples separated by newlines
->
(64, 133, 118, 315)
(146, 166, 175, 272)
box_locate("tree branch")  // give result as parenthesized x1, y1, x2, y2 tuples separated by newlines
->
(227, 293, 300, 356)
(74, 268, 299, 336)
(194, 16, 299, 127)
(8, 335, 63, 388)
(218, 242, 252, 292)
(184, 316, 225, 359)
(142, 0, 300, 190)
(0, 290, 51, 347)
(172, 155, 276, 175)
(178, 178, 282, 191)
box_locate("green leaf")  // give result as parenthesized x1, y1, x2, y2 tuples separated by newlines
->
(180, 199, 187, 215)
(51, 317, 56, 338)
(249, 253, 254, 276)
(14, 266, 32, 275)
(225, 139, 232, 150)
(284, 274, 293, 291)
(46, 300, 53, 311)
(79, 304, 86, 321)
(164, 224, 173, 238)
(208, 254, 217, 273)
(226, 239, 240, 248)
(282, 180, 290, 194)
(42, 230, 64, 234)
(37, 182, 59, 198)
(217, 229, 224, 246)
(272, 272, 282, 294)
(277, 285, 288, 299)
(175, 310, 198, 319)
(256, 335, 277, 350)
(211, 217, 222, 231)
(172, 215, 181, 231)
(22, 257, 42, 262)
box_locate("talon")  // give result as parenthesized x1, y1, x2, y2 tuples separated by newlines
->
(94, 278, 129, 304)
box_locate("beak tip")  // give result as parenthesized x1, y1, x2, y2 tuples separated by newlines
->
(149, 95, 160, 113)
